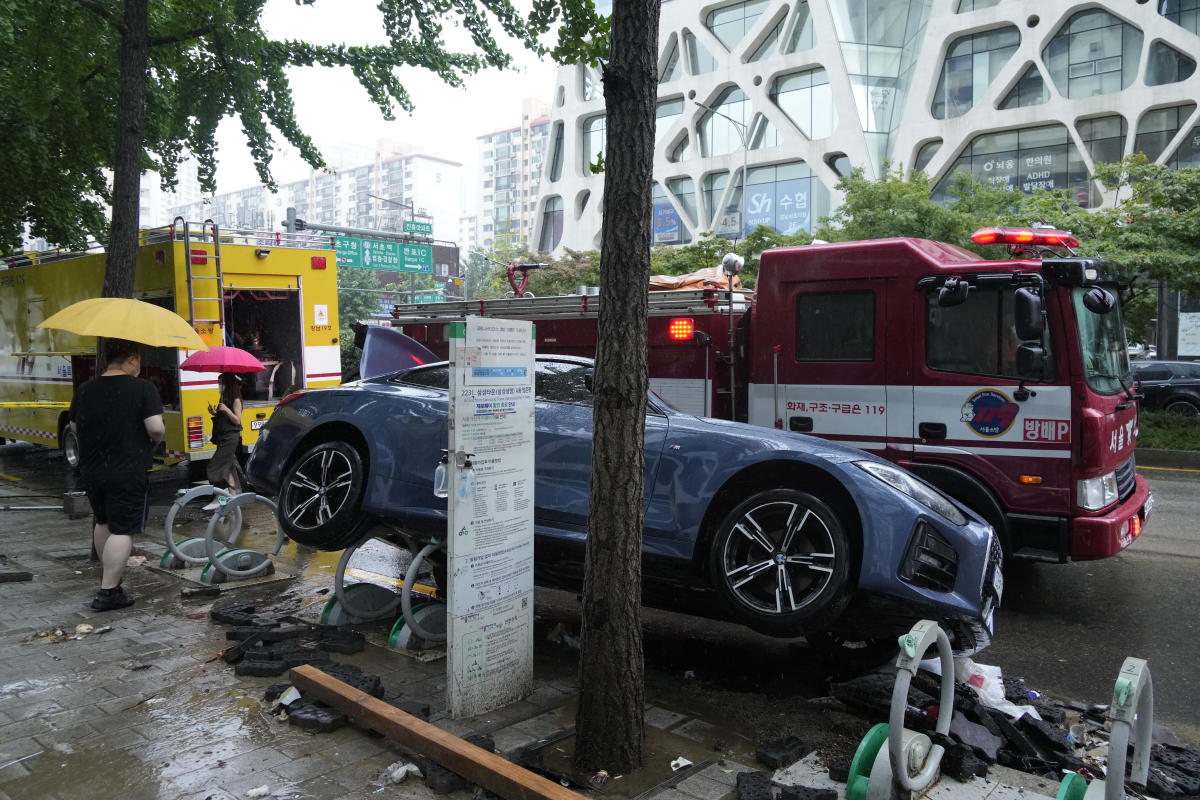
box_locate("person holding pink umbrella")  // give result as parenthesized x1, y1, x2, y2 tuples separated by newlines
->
(204, 372, 244, 508)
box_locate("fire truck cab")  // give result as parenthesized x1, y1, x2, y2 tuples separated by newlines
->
(748, 228, 1152, 561)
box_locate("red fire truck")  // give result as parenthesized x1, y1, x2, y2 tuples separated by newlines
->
(387, 227, 1153, 563)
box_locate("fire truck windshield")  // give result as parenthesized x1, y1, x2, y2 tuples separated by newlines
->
(1072, 287, 1132, 395)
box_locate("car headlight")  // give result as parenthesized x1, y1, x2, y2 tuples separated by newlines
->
(1077, 471, 1118, 511)
(854, 460, 968, 526)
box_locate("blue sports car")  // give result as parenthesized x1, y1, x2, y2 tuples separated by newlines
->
(247, 334, 1002, 653)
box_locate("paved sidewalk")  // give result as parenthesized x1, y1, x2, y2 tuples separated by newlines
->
(0, 502, 769, 800)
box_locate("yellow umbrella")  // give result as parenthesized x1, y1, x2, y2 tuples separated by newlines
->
(37, 297, 209, 351)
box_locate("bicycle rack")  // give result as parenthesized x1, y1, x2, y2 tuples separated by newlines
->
(317, 532, 445, 647)
(161, 485, 243, 569)
(1056, 657, 1153, 800)
(198, 493, 286, 584)
(847, 619, 955, 800)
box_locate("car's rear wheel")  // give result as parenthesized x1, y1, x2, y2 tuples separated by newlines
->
(1165, 398, 1200, 416)
(278, 441, 370, 550)
(708, 488, 852, 636)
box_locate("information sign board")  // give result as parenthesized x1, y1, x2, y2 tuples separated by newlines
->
(334, 235, 432, 273)
(404, 220, 433, 236)
(446, 317, 536, 717)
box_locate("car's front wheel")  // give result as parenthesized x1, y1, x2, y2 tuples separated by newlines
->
(1165, 398, 1200, 416)
(708, 489, 852, 636)
(278, 441, 370, 550)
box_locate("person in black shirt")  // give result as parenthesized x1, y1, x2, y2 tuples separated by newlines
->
(68, 339, 165, 611)
(204, 372, 244, 509)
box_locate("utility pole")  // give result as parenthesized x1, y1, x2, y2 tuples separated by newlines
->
(695, 100, 750, 244)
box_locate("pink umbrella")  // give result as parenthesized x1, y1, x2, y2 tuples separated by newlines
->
(179, 345, 266, 374)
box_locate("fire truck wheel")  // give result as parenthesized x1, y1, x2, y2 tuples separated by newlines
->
(61, 426, 81, 473)
(278, 440, 370, 550)
(709, 489, 852, 636)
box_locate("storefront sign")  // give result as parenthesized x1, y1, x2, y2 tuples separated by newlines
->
(446, 317, 536, 717)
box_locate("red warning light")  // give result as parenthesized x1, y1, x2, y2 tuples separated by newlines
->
(668, 318, 695, 341)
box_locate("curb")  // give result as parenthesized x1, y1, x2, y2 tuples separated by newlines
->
(1136, 448, 1200, 470)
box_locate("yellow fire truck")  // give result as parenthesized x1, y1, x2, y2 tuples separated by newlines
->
(0, 219, 342, 475)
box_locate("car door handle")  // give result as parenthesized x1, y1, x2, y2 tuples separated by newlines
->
(919, 422, 946, 439)
(789, 416, 813, 433)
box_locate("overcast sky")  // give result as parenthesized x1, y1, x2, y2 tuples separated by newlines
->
(212, 0, 561, 191)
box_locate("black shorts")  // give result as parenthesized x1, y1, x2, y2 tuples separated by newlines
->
(83, 473, 150, 535)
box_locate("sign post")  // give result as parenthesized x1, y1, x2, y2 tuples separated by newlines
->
(446, 317, 536, 718)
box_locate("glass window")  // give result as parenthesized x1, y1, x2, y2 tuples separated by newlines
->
(913, 140, 941, 173)
(1134, 104, 1196, 161)
(684, 30, 717, 75)
(539, 196, 563, 251)
(1073, 288, 1131, 396)
(535, 360, 593, 405)
(770, 68, 835, 139)
(1077, 115, 1127, 166)
(749, 114, 781, 149)
(926, 289, 1042, 378)
(932, 27, 1020, 119)
(582, 69, 600, 101)
(1166, 125, 1200, 169)
(783, 2, 815, 53)
(660, 41, 681, 82)
(1160, 0, 1200, 36)
(999, 64, 1050, 110)
(703, 171, 729, 227)
(796, 293, 875, 361)
(1043, 10, 1143, 98)
(749, 17, 783, 62)
(394, 364, 449, 389)
(1146, 41, 1197, 86)
(1134, 365, 1171, 381)
(698, 88, 753, 157)
(582, 114, 607, 173)
(548, 122, 564, 182)
(932, 125, 1090, 206)
(957, 0, 1000, 9)
(706, 0, 769, 52)
(657, 97, 684, 143)
(668, 136, 692, 164)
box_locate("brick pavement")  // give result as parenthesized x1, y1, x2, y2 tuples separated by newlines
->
(0, 502, 764, 800)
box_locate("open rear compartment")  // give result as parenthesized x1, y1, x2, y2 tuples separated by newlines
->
(223, 290, 304, 407)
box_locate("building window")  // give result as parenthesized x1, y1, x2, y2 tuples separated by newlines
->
(698, 87, 752, 157)
(1043, 10, 1143, 98)
(796, 293, 874, 361)
(684, 30, 717, 75)
(667, 177, 697, 227)
(913, 140, 941, 173)
(668, 136, 692, 164)
(1160, 0, 1200, 36)
(582, 114, 606, 173)
(932, 125, 1090, 205)
(702, 171, 730, 228)
(999, 64, 1050, 110)
(582, 69, 600, 101)
(539, 196, 564, 251)
(748, 16, 783, 62)
(932, 27, 1020, 119)
(745, 161, 821, 235)
(706, 0, 769, 52)
(1134, 104, 1197, 162)
(652, 183, 691, 244)
(548, 122, 564, 182)
(770, 68, 835, 139)
(660, 40, 682, 82)
(957, 0, 1000, 8)
(656, 97, 684, 142)
(1146, 41, 1196, 86)
(782, 2, 814, 54)
(1077, 115, 1127, 166)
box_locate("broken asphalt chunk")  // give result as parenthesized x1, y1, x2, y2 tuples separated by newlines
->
(735, 770, 774, 800)
(314, 663, 384, 698)
(286, 702, 346, 733)
(756, 735, 807, 770)
(779, 786, 836, 800)
(414, 755, 471, 794)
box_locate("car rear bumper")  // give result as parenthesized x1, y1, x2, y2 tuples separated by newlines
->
(1070, 474, 1152, 560)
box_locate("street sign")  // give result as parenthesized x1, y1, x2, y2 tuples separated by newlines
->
(403, 220, 433, 236)
(717, 211, 742, 238)
(334, 235, 432, 273)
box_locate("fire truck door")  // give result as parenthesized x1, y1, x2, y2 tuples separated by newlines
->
(775, 280, 890, 455)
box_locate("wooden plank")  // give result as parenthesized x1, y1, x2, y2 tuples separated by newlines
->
(289, 664, 586, 800)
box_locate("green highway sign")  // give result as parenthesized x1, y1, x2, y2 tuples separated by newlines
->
(403, 220, 433, 236)
(335, 236, 432, 273)
(412, 292, 441, 303)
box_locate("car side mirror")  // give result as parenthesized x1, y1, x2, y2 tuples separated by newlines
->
(1015, 288, 1044, 341)
(1082, 286, 1117, 314)
(1016, 343, 1047, 379)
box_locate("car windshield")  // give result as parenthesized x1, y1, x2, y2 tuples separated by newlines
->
(1072, 287, 1132, 395)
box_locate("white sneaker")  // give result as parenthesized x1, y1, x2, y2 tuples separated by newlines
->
(201, 500, 221, 511)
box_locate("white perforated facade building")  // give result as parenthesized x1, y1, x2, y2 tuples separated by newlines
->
(532, 0, 1200, 253)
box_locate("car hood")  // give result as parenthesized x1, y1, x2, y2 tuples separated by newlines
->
(674, 415, 871, 465)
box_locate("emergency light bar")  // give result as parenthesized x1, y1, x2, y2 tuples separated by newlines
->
(971, 226, 1079, 249)
(668, 318, 695, 341)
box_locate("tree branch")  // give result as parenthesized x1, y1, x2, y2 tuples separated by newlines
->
(78, 64, 105, 86)
(76, 0, 126, 34)
(149, 26, 214, 47)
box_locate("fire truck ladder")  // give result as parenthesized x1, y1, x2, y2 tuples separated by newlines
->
(177, 217, 225, 328)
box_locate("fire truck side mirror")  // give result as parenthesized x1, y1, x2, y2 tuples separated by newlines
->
(1016, 343, 1048, 380)
(937, 277, 969, 307)
(1015, 288, 1044, 340)
(1082, 286, 1117, 315)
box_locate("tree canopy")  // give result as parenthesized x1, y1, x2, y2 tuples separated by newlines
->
(0, 0, 606, 255)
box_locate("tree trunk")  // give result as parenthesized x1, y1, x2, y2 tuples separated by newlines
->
(103, 0, 149, 300)
(573, 0, 660, 774)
